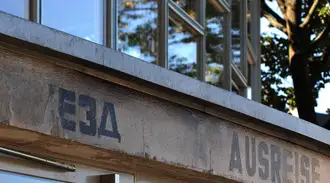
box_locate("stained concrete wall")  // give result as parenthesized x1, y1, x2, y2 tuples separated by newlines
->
(1, 11, 329, 150)
(0, 44, 329, 183)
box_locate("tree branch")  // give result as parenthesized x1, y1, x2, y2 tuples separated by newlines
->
(300, 0, 319, 28)
(276, 0, 287, 17)
(261, 1, 287, 34)
(310, 26, 330, 51)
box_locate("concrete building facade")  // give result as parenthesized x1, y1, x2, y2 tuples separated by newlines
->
(0, 1, 329, 183)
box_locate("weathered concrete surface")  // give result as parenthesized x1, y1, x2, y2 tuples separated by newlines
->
(0, 11, 329, 149)
(0, 47, 329, 183)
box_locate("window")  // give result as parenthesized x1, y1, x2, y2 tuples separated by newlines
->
(168, 0, 203, 78)
(205, 1, 225, 87)
(41, 0, 103, 44)
(118, 0, 158, 63)
(0, 0, 258, 99)
(0, 0, 28, 19)
(0, 149, 134, 183)
(168, 16, 198, 78)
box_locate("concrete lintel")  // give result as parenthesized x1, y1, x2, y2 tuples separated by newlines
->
(0, 11, 330, 149)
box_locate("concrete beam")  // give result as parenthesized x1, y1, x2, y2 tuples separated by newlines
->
(0, 11, 329, 161)
(0, 47, 329, 182)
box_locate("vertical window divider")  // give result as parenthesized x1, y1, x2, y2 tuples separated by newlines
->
(239, 0, 248, 96)
(250, 0, 261, 102)
(29, 0, 41, 23)
(158, 0, 168, 68)
(197, 0, 206, 81)
(223, 0, 232, 91)
(112, 0, 118, 50)
(104, 0, 116, 49)
(103, 0, 110, 47)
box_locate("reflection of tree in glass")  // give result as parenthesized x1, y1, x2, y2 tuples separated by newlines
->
(205, 2, 225, 86)
(168, 2, 226, 84)
(117, 0, 229, 90)
(118, 0, 158, 63)
(168, 18, 198, 78)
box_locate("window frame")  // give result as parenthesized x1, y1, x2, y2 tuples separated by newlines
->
(167, 0, 230, 83)
(167, 0, 203, 79)
(0, 151, 133, 183)
(168, 0, 204, 35)
(24, 0, 258, 99)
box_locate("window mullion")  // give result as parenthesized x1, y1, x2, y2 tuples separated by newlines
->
(239, 0, 248, 96)
(104, 0, 117, 49)
(196, 0, 206, 81)
(223, 0, 232, 91)
(29, 0, 41, 23)
(250, 0, 261, 102)
(240, 0, 248, 78)
(103, 0, 109, 47)
(157, 0, 168, 68)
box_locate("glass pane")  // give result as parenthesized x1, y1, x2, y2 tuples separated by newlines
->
(205, 1, 225, 87)
(172, 0, 197, 20)
(0, 0, 28, 18)
(118, 0, 158, 63)
(232, 0, 241, 68)
(168, 16, 198, 78)
(41, 0, 103, 44)
(0, 171, 65, 183)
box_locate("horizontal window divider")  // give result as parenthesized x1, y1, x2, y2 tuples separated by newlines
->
(168, 0, 204, 35)
(209, 0, 230, 12)
(231, 63, 248, 88)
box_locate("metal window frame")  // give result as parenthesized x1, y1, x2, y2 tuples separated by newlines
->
(209, 0, 230, 12)
(104, 0, 116, 49)
(111, 0, 118, 50)
(168, 0, 231, 85)
(250, 0, 261, 102)
(229, 0, 249, 97)
(158, 0, 168, 68)
(239, 0, 248, 82)
(107, 0, 235, 91)
(168, 0, 204, 35)
(196, 0, 206, 81)
(223, 0, 232, 91)
(0, 149, 132, 183)
(28, 0, 41, 23)
(25, 0, 254, 98)
(247, 39, 256, 65)
(231, 63, 248, 88)
(203, 0, 231, 86)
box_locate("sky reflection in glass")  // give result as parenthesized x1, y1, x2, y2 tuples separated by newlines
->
(0, 0, 28, 18)
(0, 171, 65, 183)
(42, 0, 103, 44)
